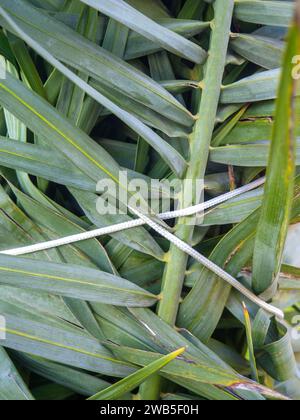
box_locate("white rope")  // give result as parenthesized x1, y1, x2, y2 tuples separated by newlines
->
(1, 177, 265, 256)
(0, 176, 283, 319)
(129, 206, 284, 320)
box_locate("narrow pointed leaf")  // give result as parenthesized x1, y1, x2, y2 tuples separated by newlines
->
(230, 33, 284, 70)
(88, 347, 186, 400)
(125, 19, 209, 60)
(252, 16, 300, 294)
(243, 303, 259, 383)
(221, 69, 282, 103)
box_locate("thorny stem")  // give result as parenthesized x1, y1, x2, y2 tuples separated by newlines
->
(139, 0, 235, 400)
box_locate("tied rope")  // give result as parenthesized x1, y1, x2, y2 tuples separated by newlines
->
(0, 177, 284, 318)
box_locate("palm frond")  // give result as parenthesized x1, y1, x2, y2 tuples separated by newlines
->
(0, 0, 299, 401)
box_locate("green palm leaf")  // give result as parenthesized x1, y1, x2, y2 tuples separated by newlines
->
(0, 0, 299, 402)
(0, 254, 157, 306)
(88, 347, 186, 400)
(252, 14, 300, 293)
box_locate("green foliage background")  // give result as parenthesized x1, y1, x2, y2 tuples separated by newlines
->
(0, 0, 299, 401)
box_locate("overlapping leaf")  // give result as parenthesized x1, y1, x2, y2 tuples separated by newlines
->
(0, 0, 298, 401)
(0, 347, 34, 400)
(79, 0, 207, 63)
